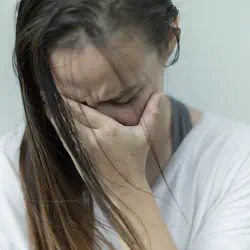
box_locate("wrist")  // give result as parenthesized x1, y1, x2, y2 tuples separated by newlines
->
(110, 179, 153, 208)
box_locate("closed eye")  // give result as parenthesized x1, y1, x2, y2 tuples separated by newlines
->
(112, 86, 142, 106)
(112, 94, 136, 106)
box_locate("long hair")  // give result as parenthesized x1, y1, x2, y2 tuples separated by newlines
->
(13, 0, 180, 249)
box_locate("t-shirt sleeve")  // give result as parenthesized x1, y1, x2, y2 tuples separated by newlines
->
(0, 124, 27, 250)
(0, 234, 22, 250)
(188, 150, 250, 250)
(0, 151, 24, 249)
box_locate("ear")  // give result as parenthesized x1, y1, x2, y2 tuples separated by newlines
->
(164, 16, 180, 64)
(172, 15, 179, 29)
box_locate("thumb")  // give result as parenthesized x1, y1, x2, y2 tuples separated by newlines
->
(139, 92, 165, 139)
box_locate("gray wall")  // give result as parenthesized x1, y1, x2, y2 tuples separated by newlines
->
(167, 0, 250, 122)
(0, 1, 23, 136)
(1, 0, 250, 136)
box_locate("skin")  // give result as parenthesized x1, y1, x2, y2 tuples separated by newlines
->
(49, 92, 179, 250)
(51, 19, 201, 188)
(49, 19, 202, 250)
(51, 34, 201, 187)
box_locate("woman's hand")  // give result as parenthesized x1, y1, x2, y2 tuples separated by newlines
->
(50, 92, 167, 194)
(49, 92, 178, 249)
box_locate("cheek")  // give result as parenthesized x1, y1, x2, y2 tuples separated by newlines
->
(97, 86, 157, 126)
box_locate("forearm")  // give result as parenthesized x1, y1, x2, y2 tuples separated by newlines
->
(114, 181, 177, 250)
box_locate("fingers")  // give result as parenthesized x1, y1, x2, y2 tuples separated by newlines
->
(46, 107, 99, 151)
(72, 118, 100, 150)
(139, 92, 164, 134)
(62, 96, 114, 129)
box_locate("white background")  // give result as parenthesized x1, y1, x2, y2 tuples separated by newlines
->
(1, 0, 250, 136)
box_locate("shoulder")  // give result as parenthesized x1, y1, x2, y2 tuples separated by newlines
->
(186, 112, 250, 162)
(169, 112, 250, 221)
(0, 122, 25, 163)
(183, 113, 250, 249)
(168, 112, 250, 205)
(0, 123, 28, 249)
(0, 121, 25, 198)
(184, 113, 250, 187)
(0, 123, 25, 190)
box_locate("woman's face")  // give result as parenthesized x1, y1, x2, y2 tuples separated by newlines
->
(50, 35, 166, 126)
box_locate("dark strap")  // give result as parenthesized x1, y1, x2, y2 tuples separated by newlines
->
(169, 97, 193, 154)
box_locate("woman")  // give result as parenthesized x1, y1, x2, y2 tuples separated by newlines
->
(1, 0, 250, 249)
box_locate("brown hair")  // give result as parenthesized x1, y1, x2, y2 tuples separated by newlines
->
(13, 0, 180, 249)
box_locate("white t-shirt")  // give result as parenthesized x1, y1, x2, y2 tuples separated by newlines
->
(1, 112, 250, 250)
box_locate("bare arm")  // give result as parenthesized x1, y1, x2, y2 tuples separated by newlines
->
(115, 180, 177, 250)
